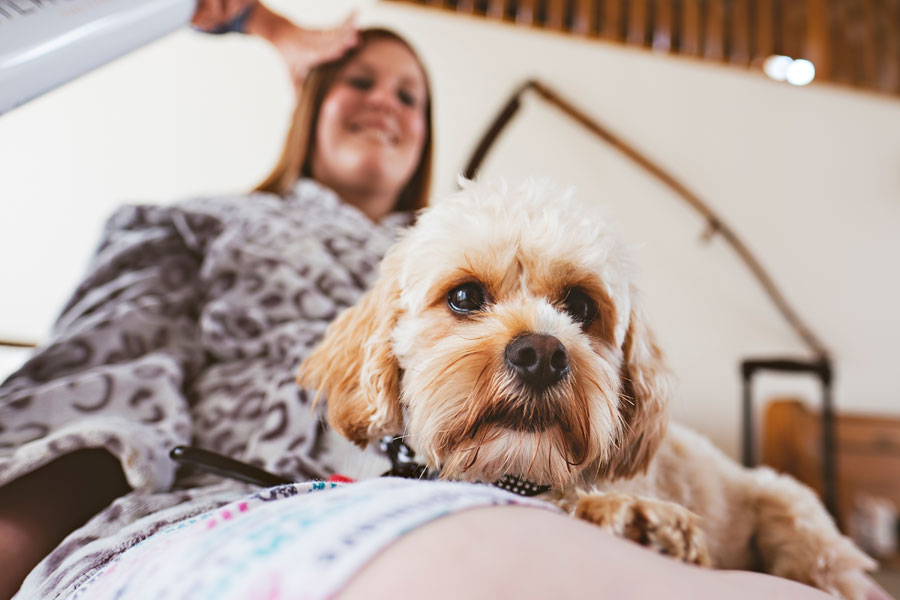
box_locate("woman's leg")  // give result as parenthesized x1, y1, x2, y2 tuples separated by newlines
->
(339, 506, 832, 600)
(0, 449, 130, 600)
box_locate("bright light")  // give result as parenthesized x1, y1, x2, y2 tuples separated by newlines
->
(762, 55, 816, 87)
(763, 55, 793, 82)
(786, 59, 816, 86)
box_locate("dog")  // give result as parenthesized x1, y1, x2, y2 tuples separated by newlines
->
(298, 178, 875, 598)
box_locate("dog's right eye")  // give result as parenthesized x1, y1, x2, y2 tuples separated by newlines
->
(447, 283, 486, 314)
(562, 287, 598, 326)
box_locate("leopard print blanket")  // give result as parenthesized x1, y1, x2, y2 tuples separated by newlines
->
(0, 180, 409, 598)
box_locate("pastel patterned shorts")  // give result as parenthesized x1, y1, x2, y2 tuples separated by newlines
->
(66, 477, 558, 600)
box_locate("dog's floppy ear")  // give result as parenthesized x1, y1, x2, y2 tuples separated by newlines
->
(297, 251, 403, 447)
(601, 293, 670, 479)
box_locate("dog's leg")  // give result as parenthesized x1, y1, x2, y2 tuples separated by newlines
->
(573, 492, 712, 567)
(749, 467, 876, 600)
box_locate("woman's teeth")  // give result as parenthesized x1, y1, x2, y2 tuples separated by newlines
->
(351, 123, 396, 144)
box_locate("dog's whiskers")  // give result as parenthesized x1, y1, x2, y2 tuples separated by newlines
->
(417, 352, 479, 396)
(460, 362, 494, 439)
(462, 438, 483, 472)
(546, 434, 557, 485)
(450, 329, 494, 343)
(526, 432, 545, 481)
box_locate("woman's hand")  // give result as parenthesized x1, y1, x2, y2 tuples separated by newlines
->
(191, 0, 258, 33)
(192, 1, 358, 89)
(260, 11, 359, 85)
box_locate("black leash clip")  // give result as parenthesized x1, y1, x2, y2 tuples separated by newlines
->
(379, 436, 435, 480)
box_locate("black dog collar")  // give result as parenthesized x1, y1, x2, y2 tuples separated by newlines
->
(492, 474, 552, 497)
(380, 437, 551, 497)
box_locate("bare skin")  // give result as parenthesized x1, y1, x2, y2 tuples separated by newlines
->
(0, 449, 129, 599)
(339, 507, 882, 600)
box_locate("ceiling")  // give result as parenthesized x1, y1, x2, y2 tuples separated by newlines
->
(388, 0, 900, 97)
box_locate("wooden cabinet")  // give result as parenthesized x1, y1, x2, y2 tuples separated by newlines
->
(762, 398, 900, 560)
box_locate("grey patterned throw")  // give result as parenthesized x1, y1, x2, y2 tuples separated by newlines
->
(0, 180, 409, 598)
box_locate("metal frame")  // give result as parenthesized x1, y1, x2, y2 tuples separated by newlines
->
(741, 358, 838, 520)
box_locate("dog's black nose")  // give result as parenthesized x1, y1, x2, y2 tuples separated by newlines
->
(505, 334, 569, 390)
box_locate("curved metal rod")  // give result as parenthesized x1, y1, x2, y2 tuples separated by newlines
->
(463, 79, 830, 360)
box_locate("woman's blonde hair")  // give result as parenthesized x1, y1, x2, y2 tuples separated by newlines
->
(256, 28, 433, 213)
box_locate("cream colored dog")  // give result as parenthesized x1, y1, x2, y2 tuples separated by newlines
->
(299, 178, 875, 598)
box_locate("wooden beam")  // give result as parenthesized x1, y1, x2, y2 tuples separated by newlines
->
(754, 0, 776, 63)
(545, 0, 565, 29)
(516, 0, 535, 25)
(843, 0, 865, 85)
(653, 0, 673, 52)
(601, 0, 623, 41)
(805, 0, 831, 80)
(779, 0, 806, 61)
(627, 0, 649, 45)
(456, 0, 475, 15)
(886, 0, 900, 92)
(705, 0, 726, 60)
(860, 0, 880, 86)
(572, 0, 596, 35)
(731, 0, 751, 65)
(828, 0, 851, 83)
(486, 0, 506, 20)
(681, 0, 702, 56)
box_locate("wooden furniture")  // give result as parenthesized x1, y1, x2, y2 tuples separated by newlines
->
(762, 398, 900, 558)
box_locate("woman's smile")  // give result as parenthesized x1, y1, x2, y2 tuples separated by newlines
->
(348, 117, 399, 145)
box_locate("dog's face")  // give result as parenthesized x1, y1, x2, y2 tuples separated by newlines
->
(299, 179, 670, 490)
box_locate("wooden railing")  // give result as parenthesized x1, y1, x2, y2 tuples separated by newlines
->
(387, 0, 900, 97)
(0, 338, 36, 348)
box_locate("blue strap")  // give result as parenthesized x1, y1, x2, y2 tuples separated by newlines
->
(202, 3, 256, 35)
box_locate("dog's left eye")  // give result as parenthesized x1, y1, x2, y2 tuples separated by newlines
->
(447, 283, 486, 314)
(562, 288, 597, 326)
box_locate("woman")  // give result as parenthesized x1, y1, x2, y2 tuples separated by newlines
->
(0, 2, 436, 597)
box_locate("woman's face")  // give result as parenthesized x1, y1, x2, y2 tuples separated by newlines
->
(312, 38, 428, 212)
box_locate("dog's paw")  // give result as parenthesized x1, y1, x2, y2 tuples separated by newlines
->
(575, 492, 712, 567)
(751, 468, 878, 599)
(767, 534, 877, 600)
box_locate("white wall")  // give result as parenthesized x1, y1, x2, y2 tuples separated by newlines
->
(1, 1, 899, 458)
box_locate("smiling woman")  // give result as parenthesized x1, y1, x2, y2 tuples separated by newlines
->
(0, 3, 437, 598)
(256, 27, 434, 220)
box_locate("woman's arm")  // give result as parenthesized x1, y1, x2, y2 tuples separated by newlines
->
(192, 0, 358, 91)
